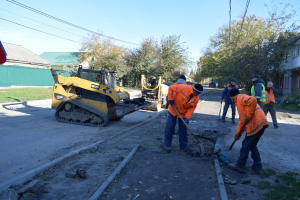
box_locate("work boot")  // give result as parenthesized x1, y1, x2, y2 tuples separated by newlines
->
(232, 120, 235, 124)
(163, 146, 171, 153)
(251, 167, 262, 175)
(228, 163, 247, 173)
(222, 120, 225, 123)
(274, 125, 279, 129)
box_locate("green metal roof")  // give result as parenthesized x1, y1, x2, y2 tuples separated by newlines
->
(39, 52, 84, 65)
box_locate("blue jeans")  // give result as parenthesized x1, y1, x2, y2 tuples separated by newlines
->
(222, 102, 236, 121)
(164, 112, 188, 149)
(237, 127, 266, 170)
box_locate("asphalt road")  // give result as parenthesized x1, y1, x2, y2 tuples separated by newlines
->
(0, 90, 155, 183)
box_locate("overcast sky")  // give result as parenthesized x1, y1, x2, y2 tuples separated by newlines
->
(1, 0, 299, 68)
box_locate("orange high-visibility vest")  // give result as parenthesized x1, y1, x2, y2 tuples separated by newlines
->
(264, 89, 275, 105)
(168, 84, 199, 119)
(234, 94, 269, 137)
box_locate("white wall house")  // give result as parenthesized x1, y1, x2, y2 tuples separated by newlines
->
(279, 37, 300, 95)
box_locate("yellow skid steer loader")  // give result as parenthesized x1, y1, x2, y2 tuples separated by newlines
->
(140, 75, 169, 111)
(50, 67, 152, 127)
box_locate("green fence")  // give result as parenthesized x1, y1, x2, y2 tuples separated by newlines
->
(0, 65, 54, 87)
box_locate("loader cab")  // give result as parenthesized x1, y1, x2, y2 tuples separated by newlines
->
(76, 66, 117, 90)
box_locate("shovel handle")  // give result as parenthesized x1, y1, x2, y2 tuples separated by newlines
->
(228, 121, 247, 151)
(172, 105, 201, 143)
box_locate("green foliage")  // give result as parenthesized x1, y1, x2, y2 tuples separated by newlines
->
(262, 169, 277, 178)
(264, 172, 300, 200)
(283, 93, 300, 105)
(255, 181, 271, 190)
(79, 34, 128, 77)
(198, 3, 299, 89)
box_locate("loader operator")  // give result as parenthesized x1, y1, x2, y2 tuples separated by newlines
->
(229, 88, 269, 174)
(163, 83, 203, 153)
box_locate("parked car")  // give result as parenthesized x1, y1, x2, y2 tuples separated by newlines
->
(209, 80, 216, 88)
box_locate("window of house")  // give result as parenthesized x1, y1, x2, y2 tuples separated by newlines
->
(279, 77, 283, 89)
(287, 76, 289, 89)
(294, 45, 300, 57)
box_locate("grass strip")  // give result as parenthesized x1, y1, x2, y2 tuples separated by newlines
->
(0, 88, 53, 103)
(263, 172, 300, 200)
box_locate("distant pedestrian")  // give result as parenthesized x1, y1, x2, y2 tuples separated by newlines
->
(163, 84, 203, 153)
(263, 81, 279, 129)
(229, 88, 269, 174)
(250, 74, 266, 108)
(220, 78, 238, 123)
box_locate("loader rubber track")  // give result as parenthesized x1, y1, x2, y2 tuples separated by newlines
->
(55, 100, 109, 127)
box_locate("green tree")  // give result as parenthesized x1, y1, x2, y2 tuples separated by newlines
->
(79, 33, 128, 77)
(157, 35, 190, 82)
(124, 37, 160, 86)
(199, 3, 299, 89)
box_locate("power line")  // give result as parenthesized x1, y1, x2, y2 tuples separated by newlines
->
(6, 0, 139, 45)
(229, 0, 231, 42)
(0, 17, 81, 44)
(235, 0, 250, 47)
(0, 8, 86, 39)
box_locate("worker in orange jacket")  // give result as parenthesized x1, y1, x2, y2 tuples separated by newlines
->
(229, 88, 269, 174)
(163, 83, 203, 152)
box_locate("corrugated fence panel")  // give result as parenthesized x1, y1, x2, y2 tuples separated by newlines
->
(0, 65, 54, 86)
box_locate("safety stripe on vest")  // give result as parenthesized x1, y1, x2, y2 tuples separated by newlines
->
(255, 108, 262, 111)
(246, 121, 268, 135)
(265, 94, 275, 97)
(180, 91, 189, 99)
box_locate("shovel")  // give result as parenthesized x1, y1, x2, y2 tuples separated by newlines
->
(228, 121, 247, 151)
(172, 104, 205, 157)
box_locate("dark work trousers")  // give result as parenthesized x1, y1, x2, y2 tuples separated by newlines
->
(222, 102, 236, 122)
(257, 101, 263, 109)
(237, 127, 266, 171)
(164, 112, 188, 149)
(263, 103, 278, 126)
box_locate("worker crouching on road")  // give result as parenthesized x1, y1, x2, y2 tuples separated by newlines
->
(221, 78, 238, 123)
(163, 84, 203, 152)
(229, 88, 269, 174)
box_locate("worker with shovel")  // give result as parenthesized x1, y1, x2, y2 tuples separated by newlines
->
(163, 83, 203, 153)
(228, 88, 269, 174)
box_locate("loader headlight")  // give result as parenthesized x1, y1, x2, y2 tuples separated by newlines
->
(54, 93, 66, 100)
(91, 84, 100, 90)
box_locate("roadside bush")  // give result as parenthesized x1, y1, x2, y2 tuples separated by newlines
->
(282, 93, 300, 105)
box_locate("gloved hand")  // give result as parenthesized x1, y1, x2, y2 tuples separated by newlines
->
(235, 134, 241, 140)
(169, 101, 174, 106)
(245, 115, 252, 123)
(220, 100, 223, 104)
(186, 118, 190, 125)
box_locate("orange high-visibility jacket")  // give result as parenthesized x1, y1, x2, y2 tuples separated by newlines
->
(234, 94, 269, 137)
(263, 89, 275, 105)
(168, 84, 199, 119)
